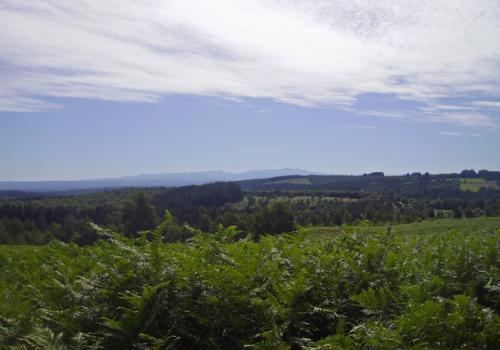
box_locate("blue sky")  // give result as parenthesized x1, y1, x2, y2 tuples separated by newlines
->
(1, 1, 499, 180)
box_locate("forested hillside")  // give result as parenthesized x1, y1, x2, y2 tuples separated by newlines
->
(0, 182, 243, 244)
(1, 171, 500, 245)
(239, 170, 500, 192)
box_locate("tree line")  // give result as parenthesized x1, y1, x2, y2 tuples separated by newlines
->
(1, 179, 500, 245)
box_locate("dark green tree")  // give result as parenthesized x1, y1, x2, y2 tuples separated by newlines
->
(255, 201, 296, 239)
(453, 207, 463, 219)
(122, 192, 158, 236)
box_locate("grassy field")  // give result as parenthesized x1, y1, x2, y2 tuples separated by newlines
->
(232, 195, 358, 210)
(301, 216, 500, 240)
(262, 177, 313, 186)
(459, 178, 498, 192)
(460, 178, 485, 192)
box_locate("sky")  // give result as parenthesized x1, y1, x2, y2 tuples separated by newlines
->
(1, 0, 499, 181)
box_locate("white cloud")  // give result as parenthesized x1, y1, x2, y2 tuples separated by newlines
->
(470, 101, 500, 108)
(0, 0, 500, 127)
(438, 131, 462, 137)
(424, 112, 497, 128)
(354, 110, 404, 119)
(423, 105, 474, 112)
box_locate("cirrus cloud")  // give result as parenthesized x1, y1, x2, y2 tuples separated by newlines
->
(0, 0, 499, 128)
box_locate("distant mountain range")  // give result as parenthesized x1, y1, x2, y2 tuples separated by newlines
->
(0, 169, 318, 193)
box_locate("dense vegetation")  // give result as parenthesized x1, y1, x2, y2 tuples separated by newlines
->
(0, 182, 243, 244)
(1, 218, 499, 349)
(1, 171, 499, 348)
(3, 170, 500, 245)
(238, 170, 500, 192)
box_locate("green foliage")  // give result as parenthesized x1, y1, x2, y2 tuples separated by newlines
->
(0, 222, 499, 349)
(2, 176, 500, 245)
(255, 201, 297, 238)
(122, 192, 158, 236)
(156, 210, 199, 243)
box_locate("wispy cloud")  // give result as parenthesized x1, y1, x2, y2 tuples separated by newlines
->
(354, 110, 404, 119)
(470, 101, 500, 108)
(423, 112, 497, 128)
(1, 0, 499, 128)
(423, 105, 474, 112)
(438, 131, 462, 137)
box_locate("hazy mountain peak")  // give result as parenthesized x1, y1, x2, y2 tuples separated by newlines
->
(0, 168, 319, 192)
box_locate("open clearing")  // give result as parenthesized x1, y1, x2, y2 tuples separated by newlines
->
(459, 178, 498, 192)
(301, 216, 500, 240)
